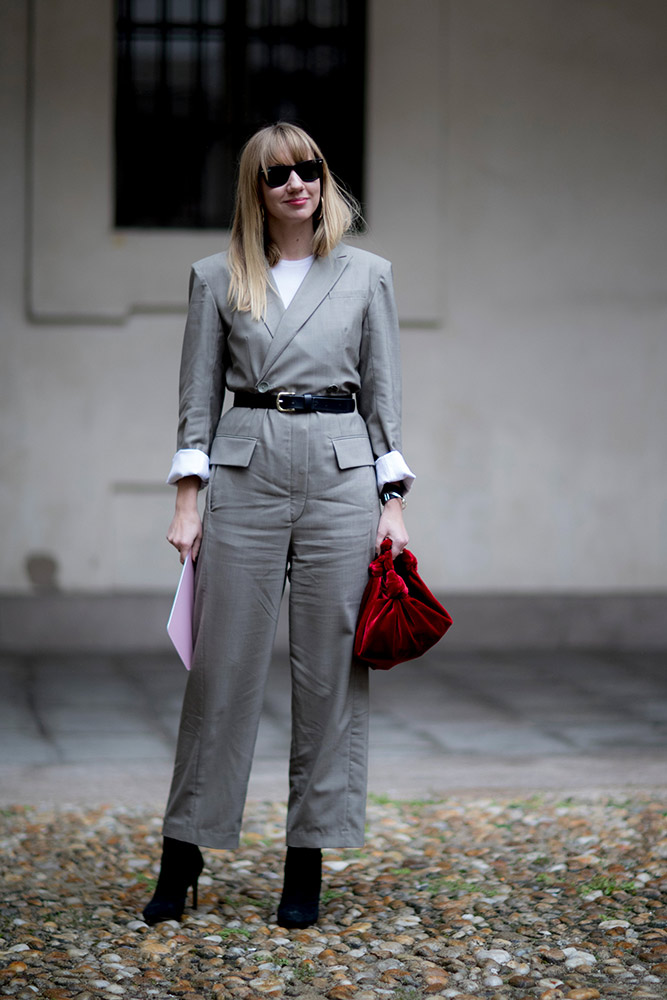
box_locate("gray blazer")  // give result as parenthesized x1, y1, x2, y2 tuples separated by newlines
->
(176, 243, 403, 476)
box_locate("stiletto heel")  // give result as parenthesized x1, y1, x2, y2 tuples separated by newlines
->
(143, 836, 204, 925)
(277, 847, 322, 929)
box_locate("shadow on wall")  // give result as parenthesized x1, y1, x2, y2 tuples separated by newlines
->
(25, 553, 60, 593)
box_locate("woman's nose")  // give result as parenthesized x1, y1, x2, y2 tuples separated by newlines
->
(286, 170, 304, 190)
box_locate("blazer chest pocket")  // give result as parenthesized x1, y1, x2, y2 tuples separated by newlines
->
(209, 435, 258, 467)
(328, 289, 367, 299)
(332, 435, 375, 470)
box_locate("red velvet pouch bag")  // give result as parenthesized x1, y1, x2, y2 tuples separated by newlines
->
(354, 539, 453, 670)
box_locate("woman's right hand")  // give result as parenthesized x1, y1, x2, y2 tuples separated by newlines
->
(167, 476, 203, 563)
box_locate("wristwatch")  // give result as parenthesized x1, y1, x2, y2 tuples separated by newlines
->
(380, 489, 407, 509)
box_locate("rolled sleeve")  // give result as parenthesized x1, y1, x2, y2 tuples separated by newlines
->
(166, 448, 210, 486)
(375, 450, 416, 493)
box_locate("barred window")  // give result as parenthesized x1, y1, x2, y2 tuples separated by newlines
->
(115, 0, 366, 229)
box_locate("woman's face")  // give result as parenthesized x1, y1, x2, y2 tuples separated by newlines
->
(260, 157, 321, 228)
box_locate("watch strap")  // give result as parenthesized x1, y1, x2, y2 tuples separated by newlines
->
(380, 489, 407, 509)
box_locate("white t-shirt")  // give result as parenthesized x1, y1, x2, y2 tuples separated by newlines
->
(270, 255, 314, 307)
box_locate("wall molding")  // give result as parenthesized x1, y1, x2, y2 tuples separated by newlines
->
(2, 592, 666, 652)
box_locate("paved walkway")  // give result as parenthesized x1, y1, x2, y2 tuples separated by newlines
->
(1, 647, 665, 807)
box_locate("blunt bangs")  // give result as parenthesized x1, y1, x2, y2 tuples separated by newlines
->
(257, 127, 320, 176)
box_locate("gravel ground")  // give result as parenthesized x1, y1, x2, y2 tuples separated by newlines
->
(2, 793, 667, 1000)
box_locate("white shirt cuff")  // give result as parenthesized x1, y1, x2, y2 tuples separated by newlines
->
(166, 449, 210, 486)
(375, 451, 416, 493)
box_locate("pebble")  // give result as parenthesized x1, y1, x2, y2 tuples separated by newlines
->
(327, 986, 357, 999)
(540, 947, 567, 963)
(508, 973, 533, 987)
(563, 947, 597, 968)
(0, 794, 665, 999)
(484, 973, 504, 986)
(423, 969, 449, 992)
(476, 947, 512, 964)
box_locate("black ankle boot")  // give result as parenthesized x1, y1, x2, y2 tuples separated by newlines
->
(142, 836, 204, 925)
(277, 847, 322, 929)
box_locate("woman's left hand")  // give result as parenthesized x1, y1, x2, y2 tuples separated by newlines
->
(375, 498, 409, 560)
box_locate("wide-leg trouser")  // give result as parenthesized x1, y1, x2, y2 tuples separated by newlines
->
(162, 411, 379, 850)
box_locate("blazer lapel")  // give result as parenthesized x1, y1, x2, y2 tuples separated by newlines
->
(257, 246, 350, 382)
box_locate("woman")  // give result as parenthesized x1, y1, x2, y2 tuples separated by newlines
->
(144, 123, 414, 929)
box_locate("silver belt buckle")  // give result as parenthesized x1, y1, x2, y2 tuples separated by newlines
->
(275, 390, 296, 413)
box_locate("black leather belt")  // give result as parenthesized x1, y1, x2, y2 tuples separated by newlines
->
(234, 391, 355, 414)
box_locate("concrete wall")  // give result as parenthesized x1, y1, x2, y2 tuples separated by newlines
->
(1, 1, 666, 627)
(430, 0, 667, 592)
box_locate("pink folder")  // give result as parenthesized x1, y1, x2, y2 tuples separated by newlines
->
(167, 554, 194, 670)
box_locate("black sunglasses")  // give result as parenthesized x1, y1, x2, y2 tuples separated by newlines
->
(259, 158, 323, 189)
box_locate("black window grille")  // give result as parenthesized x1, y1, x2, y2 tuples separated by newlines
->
(115, 0, 366, 229)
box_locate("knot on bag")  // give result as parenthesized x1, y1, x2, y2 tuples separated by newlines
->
(370, 539, 395, 577)
(400, 548, 418, 572)
(384, 567, 409, 599)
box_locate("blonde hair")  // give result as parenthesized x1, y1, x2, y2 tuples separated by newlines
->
(227, 122, 360, 320)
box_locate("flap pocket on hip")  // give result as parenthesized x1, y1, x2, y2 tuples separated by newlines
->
(332, 435, 375, 470)
(209, 435, 258, 467)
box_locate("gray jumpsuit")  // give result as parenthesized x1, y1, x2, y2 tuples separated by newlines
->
(163, 243, 405, 850)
